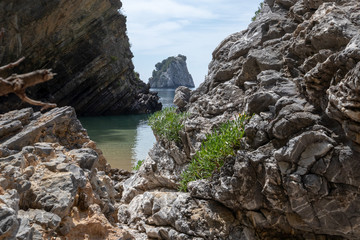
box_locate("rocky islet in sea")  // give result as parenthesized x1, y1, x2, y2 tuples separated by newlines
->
(1, 0, 360, 239)
(149, 54, 195, 89)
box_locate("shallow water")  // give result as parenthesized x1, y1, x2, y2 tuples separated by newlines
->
(79, 89, 175, 171)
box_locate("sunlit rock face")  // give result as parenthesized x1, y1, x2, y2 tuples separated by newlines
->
(120, 0, 360, 239)
(0, 0, 161, 116)
(0, 107, 134, 239)
(149, 54, 195, 89)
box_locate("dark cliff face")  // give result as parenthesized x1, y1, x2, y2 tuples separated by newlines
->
(149, 54, 195, 89)
(0, 0, 161, 116)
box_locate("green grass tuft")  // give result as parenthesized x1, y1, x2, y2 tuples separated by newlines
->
(179, 114, 250, 192)
(148, 107, 189, 144)
(252, 2, 264, 21)
(110, 55, 118, 62)
(133, 159, 144, 171)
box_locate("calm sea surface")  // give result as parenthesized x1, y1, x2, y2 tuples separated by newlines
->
(79, 89, 175, 171)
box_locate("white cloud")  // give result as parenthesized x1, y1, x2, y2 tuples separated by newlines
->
(122, 0, 216, 20)
(121, 0, 263, 86)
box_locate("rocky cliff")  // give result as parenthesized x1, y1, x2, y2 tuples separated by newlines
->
(2, 0, 360, 239)
(0, 0, 161, 116)
(149, 54, 195, 89)
(118, 0, 360, 239)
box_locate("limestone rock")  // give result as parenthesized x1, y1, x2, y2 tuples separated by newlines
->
(122, 0, 360, 239)
(2, 0, 360, 239)
(327, 60, 360, 145)
(119, 191, 243, 239)
(16, 217, 34, 240)
(0, 205, 18, 240)
(0, 107, 89, 153)
(0, 0, 161, 116)
(173, 86, 191, 111)
(121, 143, 187, 204)
(149, 55, 195, 89)
(18, 209, 61, 230)
(68, 148, 99, 170)
(0, 107, 134, 239)
(0, 190, 20, 240)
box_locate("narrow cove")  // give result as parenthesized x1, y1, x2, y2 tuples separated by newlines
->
(79, 89, 176, 171)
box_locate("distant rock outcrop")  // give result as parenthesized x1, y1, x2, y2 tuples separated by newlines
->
(149, 54, 195, 89)
(0, 0, 161, 116)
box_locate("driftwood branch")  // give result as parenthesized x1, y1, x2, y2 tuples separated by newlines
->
(15, 90, 57, 110)
(0, 29, 56, 110)
(2, 68, 57, 92)
(0, 57, 25, 73)
(0, 59, 57, 111)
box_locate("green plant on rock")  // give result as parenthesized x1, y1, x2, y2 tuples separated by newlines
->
(110, 55, 118, 62)
(132, 159, 144, 171)
(179, 114, 250, 192)
(148, 107, 189, 144)
(252, 2, 264, 21)
(134, 71, 141, 81)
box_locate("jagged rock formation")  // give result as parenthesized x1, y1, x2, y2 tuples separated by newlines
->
(149, 54, 195, 89)
(118, 0, 360, 239)
(0, 107, 134, 239)
(2, 0, 360, 239)
(0, 0, 161, 116)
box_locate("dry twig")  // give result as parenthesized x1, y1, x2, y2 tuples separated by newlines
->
(0, 29, 57, 110)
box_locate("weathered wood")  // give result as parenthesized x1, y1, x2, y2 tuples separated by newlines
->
(0, 59, 57, 110)
(1, 69, 56, 94)
(0, 57, 25, 73)
(15, 90, 57, 110)
(0, 29, 57, 110)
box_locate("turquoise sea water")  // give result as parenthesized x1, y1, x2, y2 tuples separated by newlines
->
(79, 89, 175, 171)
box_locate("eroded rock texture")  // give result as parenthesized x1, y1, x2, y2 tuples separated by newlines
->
(2, 0, 360, 239)
(119, 0, 360, 239)
(0, 0, 161, 116)
(0, 107, 134, 239)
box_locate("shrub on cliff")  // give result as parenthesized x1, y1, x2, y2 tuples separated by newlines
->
(252, 2, 264, 21)
(148, 107, 188, 143)
(179, 114, 250, 192)
(132, 159, 144, 171)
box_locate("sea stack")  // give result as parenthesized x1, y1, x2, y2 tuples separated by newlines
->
(149, 54, 195, 88)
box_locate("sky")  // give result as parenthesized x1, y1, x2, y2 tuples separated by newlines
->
(121, 0, 263, 87)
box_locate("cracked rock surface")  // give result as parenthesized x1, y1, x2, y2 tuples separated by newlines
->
(119, 0, 360, 239)
(1, 0, 360, 239)
(0, 107, 133, 239)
